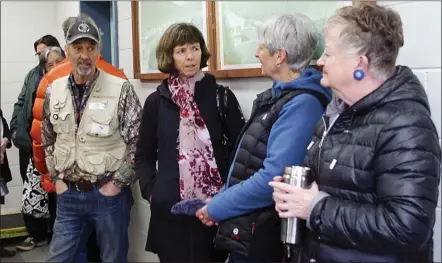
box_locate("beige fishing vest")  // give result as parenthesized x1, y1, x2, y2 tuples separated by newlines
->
(49, 71, 127, 176)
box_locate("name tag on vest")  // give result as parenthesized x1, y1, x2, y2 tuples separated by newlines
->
(90, 123, 110, 135)
(89, 102, 107, 111)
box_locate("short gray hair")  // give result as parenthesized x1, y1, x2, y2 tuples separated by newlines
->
(258, 13, 318, 71)
(39, 46, 65, 73)
(62, 17, 77, 39)
(64, 13, 103, 44)
(323, 4, 403, 81)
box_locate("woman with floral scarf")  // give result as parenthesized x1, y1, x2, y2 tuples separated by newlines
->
(135, 23, 245, 262)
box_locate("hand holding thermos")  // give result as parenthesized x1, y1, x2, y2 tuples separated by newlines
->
(268, 166, 319, 260)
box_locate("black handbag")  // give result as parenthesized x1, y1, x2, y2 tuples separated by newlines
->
(214, 213, 257, 257)
(214, 207, 283, 260)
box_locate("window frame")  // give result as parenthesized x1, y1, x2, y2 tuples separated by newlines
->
(131, 0, 375, 81)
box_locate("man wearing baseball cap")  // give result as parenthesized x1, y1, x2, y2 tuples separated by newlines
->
(42, 14, 142, 262)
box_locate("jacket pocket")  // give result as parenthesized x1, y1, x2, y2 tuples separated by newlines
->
(14, 110, 32, 151)
(87, 112, 115, 138)
(82, 151, 106, 174)
(214, 207, 282, 261)
(51, 111, 72, 134)
(105, 147, 125, 172)
(214, 214, 255, 257)
(54, 148, 71, 170)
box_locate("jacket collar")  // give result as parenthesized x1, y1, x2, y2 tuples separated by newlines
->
(339, 66, 430, 116)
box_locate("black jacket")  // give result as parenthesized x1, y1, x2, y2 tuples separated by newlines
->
(1, 109, 13, 184)
(301, 66, 441, 263)
(135, 74, 245, 260)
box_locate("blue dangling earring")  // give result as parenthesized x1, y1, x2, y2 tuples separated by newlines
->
(353, 69, 365, 81)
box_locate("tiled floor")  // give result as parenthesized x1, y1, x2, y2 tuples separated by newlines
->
(2, 245, 48, 262)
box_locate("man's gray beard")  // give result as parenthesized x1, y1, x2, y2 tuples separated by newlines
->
(77, 68, 92, 76)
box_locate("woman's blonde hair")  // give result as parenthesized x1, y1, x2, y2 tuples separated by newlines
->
(324, 3, 404, 80)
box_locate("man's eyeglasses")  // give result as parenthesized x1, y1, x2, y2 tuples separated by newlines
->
(34, 36, 46, 57)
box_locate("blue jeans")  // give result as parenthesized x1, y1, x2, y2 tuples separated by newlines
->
(46, 184, 132, 263)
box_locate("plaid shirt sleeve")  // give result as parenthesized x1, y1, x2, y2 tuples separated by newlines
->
(41, 85, 59, 182)
(112, 81, 143, 187)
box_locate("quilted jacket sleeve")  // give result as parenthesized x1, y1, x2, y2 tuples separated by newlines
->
(309, 111, 441, 253)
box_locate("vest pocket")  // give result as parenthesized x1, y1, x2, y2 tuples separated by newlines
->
(83, 151, 106, 174)
(51, 112, 72, 134)
(107, 147, 125, 160)
(87, 97, 117, 125)
(85, 151, 105, 165)
(87, 114, 114, 138)
(82, 148, 124, 175)
(54, 148, 71, 170)
(104, 147, 125, 172)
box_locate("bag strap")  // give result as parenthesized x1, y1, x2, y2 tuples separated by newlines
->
(266, 88, 329, 127)
(274, 89, 329, 113)
(216, 85, 231, 149)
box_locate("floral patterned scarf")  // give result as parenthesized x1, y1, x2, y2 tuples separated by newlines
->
(168, 72, 223, 200)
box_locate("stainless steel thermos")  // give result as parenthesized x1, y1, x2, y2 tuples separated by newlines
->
(280, 166, 313, 260)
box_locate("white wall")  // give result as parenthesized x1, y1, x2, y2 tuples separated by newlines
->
(118, 1, 441, 262)
(0, 1, 79, 214)
(55, 1, 81, 47)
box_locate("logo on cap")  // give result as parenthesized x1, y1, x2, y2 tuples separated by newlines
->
(78, 22, 90, 33)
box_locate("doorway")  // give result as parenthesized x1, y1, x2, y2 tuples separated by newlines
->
(79, 1, 118, 66)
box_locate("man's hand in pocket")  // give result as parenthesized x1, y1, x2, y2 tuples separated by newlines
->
(99, 181, 121, 197)
(55, 179, 68, 195)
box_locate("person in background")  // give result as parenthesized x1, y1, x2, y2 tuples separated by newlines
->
(27, 46, 65, 245)
(31, 14, 126, 263)
(42, 14, 142, 262)
(135, 23, 245, 262)
(0, 109, 16, 258)
(196, 14, 331, 262)
(11, 35, 62, 183)
(19, 47, 65, 251)
(39, 47, 65, 73)
(269, 4, 440, 263)
(10, 35, 63, 252)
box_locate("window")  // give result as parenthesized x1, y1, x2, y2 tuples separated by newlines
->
(131, 0, 375, 81)
(137, 1, 207, 73)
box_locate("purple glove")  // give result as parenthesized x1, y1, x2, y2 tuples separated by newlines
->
(171, 198, 207, 216)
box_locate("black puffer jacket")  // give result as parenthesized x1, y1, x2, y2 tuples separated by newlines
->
(302, 66, 441, 263)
